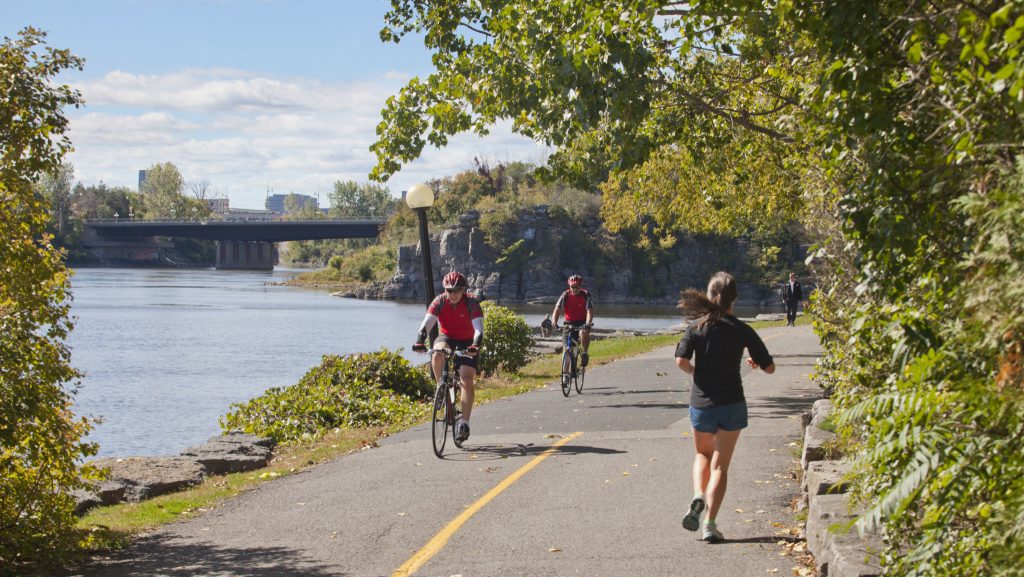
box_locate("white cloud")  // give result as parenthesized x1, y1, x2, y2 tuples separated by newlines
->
(65, 68, 551, 209)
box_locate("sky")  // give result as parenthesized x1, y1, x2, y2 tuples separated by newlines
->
(1, 0, 550, 209)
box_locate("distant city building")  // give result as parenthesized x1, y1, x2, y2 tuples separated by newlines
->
(138, 170, 148, 191)
(204, 198, 230, 214)
(265, 193, 318, 214)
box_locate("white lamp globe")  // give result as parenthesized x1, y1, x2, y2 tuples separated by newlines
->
(405, 183, 435, 209)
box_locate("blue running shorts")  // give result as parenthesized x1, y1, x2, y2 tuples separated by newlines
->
(689, 402, 748, 433)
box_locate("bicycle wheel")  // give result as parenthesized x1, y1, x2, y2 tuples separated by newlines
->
(575, 354, 585, 394)
(451, 374, 465, 448)
(431, 380, 448, 458)
(560, 347, 572, 397)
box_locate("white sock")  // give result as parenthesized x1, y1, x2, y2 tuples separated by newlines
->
(694, 492, 705, 502)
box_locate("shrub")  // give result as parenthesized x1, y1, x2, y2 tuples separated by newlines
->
(477, 302, 533, 374)
(1, 30, 98, 575)
(220, 349, 433, 443)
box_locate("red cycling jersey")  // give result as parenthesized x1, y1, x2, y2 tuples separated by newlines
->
(555, 289, 593, 323)
(427, 293, 483, 340)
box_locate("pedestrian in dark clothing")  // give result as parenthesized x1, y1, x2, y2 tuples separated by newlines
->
(782, 272, 803, 326)
(675, 271, 775, 542)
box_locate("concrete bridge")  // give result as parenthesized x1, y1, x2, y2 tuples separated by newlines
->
(82, 218, 386, 270)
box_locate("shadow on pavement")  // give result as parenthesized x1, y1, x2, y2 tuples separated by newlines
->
(706, 535, 803, 545)
(440, 442, 626, 461)
(749, 394, 819, 419)
(592, 402, 689, 410)
(64, 540, 345, 577)
(583, 388, 679, 397)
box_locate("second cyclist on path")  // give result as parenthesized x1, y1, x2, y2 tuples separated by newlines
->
(413, 271, 484, 444)
(551, 274, 594, 367)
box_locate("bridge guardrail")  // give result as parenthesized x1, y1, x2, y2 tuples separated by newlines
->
(85, 216, 388, 224)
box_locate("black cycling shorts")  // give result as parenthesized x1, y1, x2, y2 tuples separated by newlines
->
(434, 334, 478, 371)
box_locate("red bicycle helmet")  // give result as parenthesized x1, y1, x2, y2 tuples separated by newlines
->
(568, 274, 583, 287)
(442, 271, 468, 289)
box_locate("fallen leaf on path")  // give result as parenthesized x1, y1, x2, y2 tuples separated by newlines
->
(735, 508, 744, 513)
(549, 548, 563, 553)
(544, 434, 563, 439)
(622, 472, 630, 476)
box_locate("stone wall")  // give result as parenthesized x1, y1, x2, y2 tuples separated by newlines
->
(800, 400, 883, 577)
(369, 206, 795, 305)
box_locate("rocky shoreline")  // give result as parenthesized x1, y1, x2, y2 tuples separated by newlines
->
(74, 432, 276, 515)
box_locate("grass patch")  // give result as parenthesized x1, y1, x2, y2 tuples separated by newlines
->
(74, 426, 394, 554)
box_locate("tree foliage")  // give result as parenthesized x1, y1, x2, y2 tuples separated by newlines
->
(139, 161, 184, 218)
(0, 28, 97, 575)
(329, 180, 395, 218)
(372, 1, 1024, 574)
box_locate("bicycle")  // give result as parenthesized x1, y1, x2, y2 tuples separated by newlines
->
(557, 324, 590, 397)
(420, 347, 473, 458)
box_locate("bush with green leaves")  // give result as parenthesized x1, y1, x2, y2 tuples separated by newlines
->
(1, 29, 98, 575)
(220, 349, 432, 443)
(477, 302, 533, 375)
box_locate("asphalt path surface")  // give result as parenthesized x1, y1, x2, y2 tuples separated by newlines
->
(68, 324, 822, 577)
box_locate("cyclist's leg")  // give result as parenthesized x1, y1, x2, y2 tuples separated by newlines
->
(431, 339, 450, 385)
(459, 364, 476, 421)
(581, 325, 591, 353)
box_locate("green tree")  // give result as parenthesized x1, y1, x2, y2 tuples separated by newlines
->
(283, 192, 319, 217)
(329, 180, 394, 218)
(71, 182, 136, 220)
(140, 161, 185, 218)
(35, 161, 75, 245)
(370, 2, 1024, 575)
(0, 28, 97, 574)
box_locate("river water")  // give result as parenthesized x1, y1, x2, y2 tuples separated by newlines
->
(68, 268, 691, 458)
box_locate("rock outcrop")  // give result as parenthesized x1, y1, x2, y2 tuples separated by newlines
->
(74, 432, 276, 515)
(354, 207, 797, 304)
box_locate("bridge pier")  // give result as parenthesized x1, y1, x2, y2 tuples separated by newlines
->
(216, 240, 276, 270)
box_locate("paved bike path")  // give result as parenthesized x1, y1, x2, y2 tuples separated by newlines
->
(67, 325, 821, 577)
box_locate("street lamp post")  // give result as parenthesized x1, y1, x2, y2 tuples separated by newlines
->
(406, 183, 437, 341)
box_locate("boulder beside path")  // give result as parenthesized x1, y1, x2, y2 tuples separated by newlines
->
(74, 432, 275, 515)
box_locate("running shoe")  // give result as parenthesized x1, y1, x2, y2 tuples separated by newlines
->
(702, 522, 724, 542)
(456, 423, 470, 443)
(681, 496, 705, 531)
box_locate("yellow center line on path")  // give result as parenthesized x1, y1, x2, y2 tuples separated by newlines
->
(391, 431, 584, 577)
(763, 331, 786, 342)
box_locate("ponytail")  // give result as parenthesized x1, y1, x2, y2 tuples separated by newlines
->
(677, 271, 738, 329)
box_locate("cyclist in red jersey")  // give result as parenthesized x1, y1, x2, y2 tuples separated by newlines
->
(413, 271, 484, 443)
(551, 274, 594, 367)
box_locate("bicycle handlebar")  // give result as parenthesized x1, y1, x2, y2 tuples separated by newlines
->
(422, 347, 476, 358)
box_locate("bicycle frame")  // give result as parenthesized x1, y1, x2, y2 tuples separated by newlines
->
(429, 347, 472, 457)
(560, 326, 583, 397)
